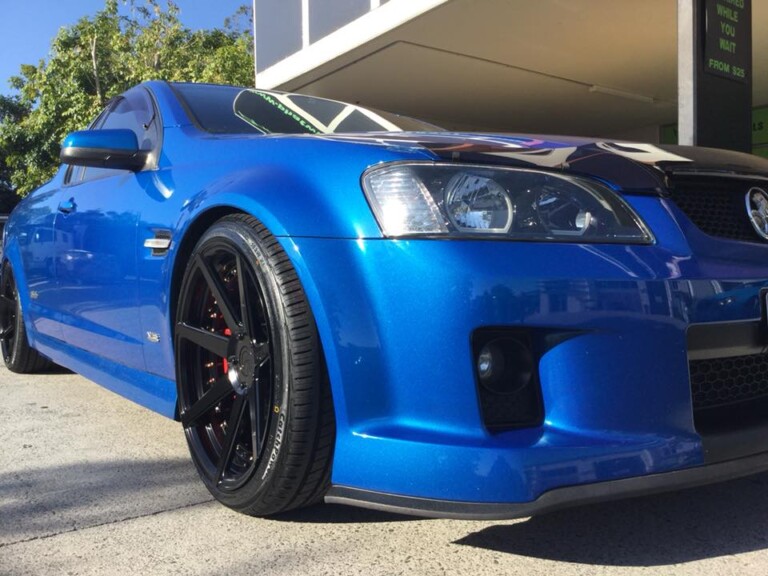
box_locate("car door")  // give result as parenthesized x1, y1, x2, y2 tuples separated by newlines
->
(14, 184, 62, 341)
(54, 88, 160, 371)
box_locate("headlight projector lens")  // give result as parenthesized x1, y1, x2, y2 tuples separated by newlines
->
(444, 173, 513, 233)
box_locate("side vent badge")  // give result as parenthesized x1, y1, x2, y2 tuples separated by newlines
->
(144, 229, 172, 256)
(146, 332, 161, 343)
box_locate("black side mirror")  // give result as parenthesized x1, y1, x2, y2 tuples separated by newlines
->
(60, 129, 148, 171)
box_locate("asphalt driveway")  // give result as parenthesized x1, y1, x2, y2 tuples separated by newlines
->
(2, 364, 768, 575)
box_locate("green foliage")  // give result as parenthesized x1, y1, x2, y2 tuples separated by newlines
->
(0, 95, 30, 211)
(0, 0, 253, 196)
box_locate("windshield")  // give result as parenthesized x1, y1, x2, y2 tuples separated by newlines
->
(172, 83, 442, 135)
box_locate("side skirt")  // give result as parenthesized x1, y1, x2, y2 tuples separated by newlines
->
(33, 333, 178, 419)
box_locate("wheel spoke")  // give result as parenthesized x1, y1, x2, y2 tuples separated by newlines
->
(0, 324, 14, 340)
(254, 341, 270, 365)
(0, 294, 16, 342)
(195, 253, 240, 332)
(181, 375, 232, 428)
(0, 295, 15, 340)
(247, 384, 262, 459)
(235, 254, 253, 335)
(250, 357, 272, 460)
(0, 294, 14, 316)
(176, 322, 229, 358)
(216, 393, 247, 484)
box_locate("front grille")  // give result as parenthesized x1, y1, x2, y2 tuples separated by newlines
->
(690, 352, 768, 437)
(687, 322, 768, 458)
(690, 353, 768, 411)
(667, 178, 764, 243)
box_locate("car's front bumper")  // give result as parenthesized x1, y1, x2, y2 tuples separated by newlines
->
(282, 195, 768, 512)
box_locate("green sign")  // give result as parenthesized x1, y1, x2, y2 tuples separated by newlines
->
(660, 124, 678, 145)
(753, 107, 768, 145)
(753, 146, 768, 159)
(704, 0, 751, 83)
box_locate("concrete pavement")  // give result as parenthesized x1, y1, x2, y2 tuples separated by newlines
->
(2, 365, 768, 575)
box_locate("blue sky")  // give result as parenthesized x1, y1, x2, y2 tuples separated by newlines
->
(0, 0, 250, 95)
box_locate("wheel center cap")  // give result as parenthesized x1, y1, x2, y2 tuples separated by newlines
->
(237, 346, 257, 382)
(227, 342, 257, 394)
(226, 334, 258, 392)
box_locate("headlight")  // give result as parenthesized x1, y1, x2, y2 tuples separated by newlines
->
(362, 163, 653, 243)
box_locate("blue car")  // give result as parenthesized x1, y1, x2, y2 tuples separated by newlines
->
(4, 81, 768, 519)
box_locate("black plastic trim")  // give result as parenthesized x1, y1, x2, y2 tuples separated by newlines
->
(60, 146, 149, 171)
(166, 81, 206, 132)
(665, 170, 768, 182)
(325, 451, 768, 520)
(701, 420, 768, 463)
(142, 85, 164, 171)
(687, 320, 768, 360)
(472, 328, 544, 431)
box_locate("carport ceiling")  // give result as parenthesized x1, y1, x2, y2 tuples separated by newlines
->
(273, 0, 768, 138)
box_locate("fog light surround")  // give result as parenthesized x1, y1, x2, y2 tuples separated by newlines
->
(472, 330, 543, 430)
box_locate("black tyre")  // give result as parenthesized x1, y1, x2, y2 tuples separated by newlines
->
(0, 262, 54, 373)
(175, 214, 334, 516)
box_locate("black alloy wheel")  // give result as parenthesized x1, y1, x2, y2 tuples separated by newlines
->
(0, 262, 53, 374)
(175, 215, 334, 516)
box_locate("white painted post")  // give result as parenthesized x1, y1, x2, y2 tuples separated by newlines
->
(678, 0, 696, 145)
(252, 0, 258, 87)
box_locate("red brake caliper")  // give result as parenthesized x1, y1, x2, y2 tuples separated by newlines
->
(222, 327, 232, 373)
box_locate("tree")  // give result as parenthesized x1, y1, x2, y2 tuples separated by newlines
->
(0, 95, 30, 212)
(0, 0, 253, 196)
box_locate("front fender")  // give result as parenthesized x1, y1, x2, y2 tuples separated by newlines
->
(161, 128, 435, 240)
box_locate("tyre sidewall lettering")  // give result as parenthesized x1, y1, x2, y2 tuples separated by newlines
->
(261, 410, 285, 480)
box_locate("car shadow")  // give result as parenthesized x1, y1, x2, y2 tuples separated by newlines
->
(0, 458, 212, 546)
(455, 471, 768, 566)
(41, 364, 73, 375)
